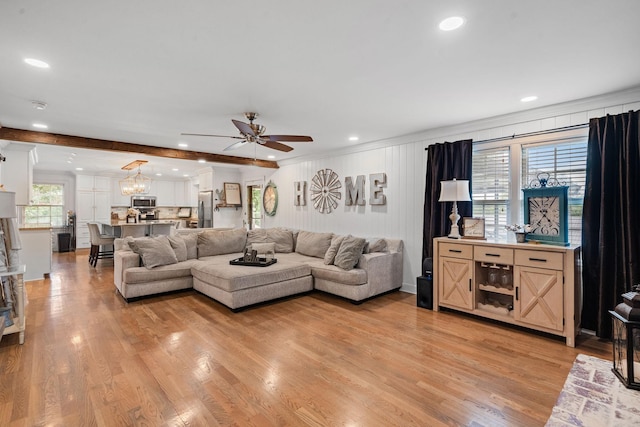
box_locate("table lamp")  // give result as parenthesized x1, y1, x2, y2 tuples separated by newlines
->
(438, 179, 471, 239)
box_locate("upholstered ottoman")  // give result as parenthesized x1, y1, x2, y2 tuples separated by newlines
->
(191, 257, 313, 310)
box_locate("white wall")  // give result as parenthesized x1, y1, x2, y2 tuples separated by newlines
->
(242, 87, 640, 293)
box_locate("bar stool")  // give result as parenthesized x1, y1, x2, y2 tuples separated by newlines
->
(87, 223, 115, 267)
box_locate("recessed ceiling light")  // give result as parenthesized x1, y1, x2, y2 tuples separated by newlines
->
(267, 155, 276, 159)
(348, 136, 359, 141)
(198, 159, 206, 163)
(24, 58, 50, 68)
(32, 123, 48, 129)
(439, 16, 465, 31)
(172, 168, 179, 171)
(75, 167, 83, 171)
(67, 160, 72, 164)
(178, 143, 188, 148)
(156, 173, 162, 176)
(521, 95, 538, 103)
(183, 174, 189, 177)
(71, 153, 77, 156)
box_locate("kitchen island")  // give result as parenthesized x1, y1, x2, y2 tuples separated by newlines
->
(103, 220, 178, 238)
(18, 227, 52, 281)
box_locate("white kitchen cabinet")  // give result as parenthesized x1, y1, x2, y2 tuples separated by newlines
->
(155, 180, 175, 206)
(174, 181, 189, 206)
(76, 174, 110, 191)
(1, 144, 36, 205)
(76, 182, 111, 249)
(18, 228, 52, 281)
(197, 167, 214, 192)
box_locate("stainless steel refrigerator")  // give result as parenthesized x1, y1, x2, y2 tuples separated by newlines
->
(198, 191, 214, 228)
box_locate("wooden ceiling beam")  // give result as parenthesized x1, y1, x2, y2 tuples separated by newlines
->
(0, 127, 279, 169)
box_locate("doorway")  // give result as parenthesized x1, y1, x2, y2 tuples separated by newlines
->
(246, 182, 263, 230)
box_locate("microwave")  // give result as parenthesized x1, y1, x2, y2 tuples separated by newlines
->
(131, 195, 157, 208)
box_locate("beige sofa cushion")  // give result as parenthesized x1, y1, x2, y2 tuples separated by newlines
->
(266, 228, 295, 253)
(124, 259, 201, 284)
(334, 235, 367, 270)
(128, 236, 178, 269)
(295, 231, 333, 258)
(249, 242, 276, 255)
(246, 229, 268, 247)
(168, 235, 188, 262)
(198, 228, 247, 257)
(324, 235, 345, 265)
(181, 233, 198, 259)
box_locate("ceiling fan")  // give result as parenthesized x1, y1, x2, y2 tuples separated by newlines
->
(181, 112, 313, 152)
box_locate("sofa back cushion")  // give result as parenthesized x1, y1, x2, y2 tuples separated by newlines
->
(198, 228, 247, 257)
(295, 230, 333, 258)
(181, 233, 199, 259)
(246, 229, 268, 247)
(128, 236, 178, 269)
(266, 228, 295, 253)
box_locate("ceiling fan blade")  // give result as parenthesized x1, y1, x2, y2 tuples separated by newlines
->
(261, 134, 313, 142)
(223, 140, 249, 151)
(231, 119, 256, 137)
(181, 133, 244, 139)
(261, 141, 294, 152)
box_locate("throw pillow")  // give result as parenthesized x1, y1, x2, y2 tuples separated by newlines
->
(198, 228, 247, 257)
(324, 235, 345, 265)
(168, 235, 188, 262)
(334, 235, 367, 270)
(295, 231, 333, 258)
(250, 242, 276, 255)
(180, 233, 198, 259)
(363, 238, 387, 254)
(128, 236, 178, 269)
(266, 228, 295, 253)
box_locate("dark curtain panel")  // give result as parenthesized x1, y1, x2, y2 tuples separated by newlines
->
(582, 110, 640, 338)
(422, 139, 473, 262)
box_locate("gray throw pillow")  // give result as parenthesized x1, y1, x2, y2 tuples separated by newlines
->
(334, 235, 367, 270)
(198, 228, 247, 257)
(168, 235, 188, 262)
(324, 235, 345, 265)
(364, 238, 387, 254)
(295, 230, 333, 258)
(266, 228, 294, 253)
(128, 236, 178, 269)
(181, 233, 198, 259)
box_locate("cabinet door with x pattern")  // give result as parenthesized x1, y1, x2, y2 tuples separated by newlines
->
(439, 256, 474, 310)
(514, 265, 564, 331)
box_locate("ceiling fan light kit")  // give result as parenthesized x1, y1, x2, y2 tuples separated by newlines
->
(182, 112, 313, 154)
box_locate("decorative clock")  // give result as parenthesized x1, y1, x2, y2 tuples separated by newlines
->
(263, 181, 278, 216)
(522, 185, 569, 246)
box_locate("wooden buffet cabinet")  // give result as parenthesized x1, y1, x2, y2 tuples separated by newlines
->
(432, 237, 581, 347)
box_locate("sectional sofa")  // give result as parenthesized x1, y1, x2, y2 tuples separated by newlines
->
(113, 227, 403, 310)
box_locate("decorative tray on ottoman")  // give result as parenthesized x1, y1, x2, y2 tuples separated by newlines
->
(229, 257, 277, 267)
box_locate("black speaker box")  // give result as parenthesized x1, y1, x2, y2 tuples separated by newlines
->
(416, 275, 433, 310)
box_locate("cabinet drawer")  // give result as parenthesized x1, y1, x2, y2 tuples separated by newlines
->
(515, 250, 563, 270)
(474, 246, 513, 264)
(439, 242, 472, 259)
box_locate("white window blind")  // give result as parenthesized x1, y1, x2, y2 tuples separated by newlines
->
(521, 140, 587, 244)
(472, 146, 510, 241)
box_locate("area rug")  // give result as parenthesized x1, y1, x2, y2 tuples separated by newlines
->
(546, 354, 640, 426)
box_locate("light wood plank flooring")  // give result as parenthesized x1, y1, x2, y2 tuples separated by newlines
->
(0, 251, 611, 426)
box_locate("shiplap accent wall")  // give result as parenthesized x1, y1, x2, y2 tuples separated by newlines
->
(243, 87, 640, 293)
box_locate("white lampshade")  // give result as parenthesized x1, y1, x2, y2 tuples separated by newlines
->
(0, 191, 17, 218)
(439, 179, 471, 202)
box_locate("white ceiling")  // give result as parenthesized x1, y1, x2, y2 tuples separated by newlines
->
(1, 0, 640, 179)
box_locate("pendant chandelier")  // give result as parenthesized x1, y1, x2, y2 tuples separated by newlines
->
(119, 160, 152, 195)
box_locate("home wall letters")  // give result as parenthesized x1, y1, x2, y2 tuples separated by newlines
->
(295, 171, 387, 211)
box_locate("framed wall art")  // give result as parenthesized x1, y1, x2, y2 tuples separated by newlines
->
(462, 217, 486, 239)
(224, 182, 242, 205)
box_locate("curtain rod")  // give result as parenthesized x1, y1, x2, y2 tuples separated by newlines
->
(424, 123, 588, 149)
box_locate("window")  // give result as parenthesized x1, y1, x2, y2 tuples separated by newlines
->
(472, 129, 588, 244)
(522, 140, 587, 244)
(472, 146, 510, 241)
(23, 184, 65, 227)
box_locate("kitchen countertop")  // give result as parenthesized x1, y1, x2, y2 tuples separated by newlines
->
(109, 220, 179, 226)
